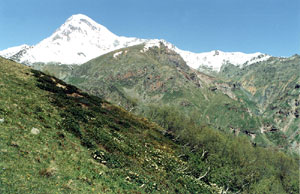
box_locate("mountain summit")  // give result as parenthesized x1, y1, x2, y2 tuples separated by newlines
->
(0, 14, 270, 70)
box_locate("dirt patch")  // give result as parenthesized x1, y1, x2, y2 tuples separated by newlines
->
(245, 86, 257, 95)
(56, 83, 67, 89)
(67, 93, 83, 98)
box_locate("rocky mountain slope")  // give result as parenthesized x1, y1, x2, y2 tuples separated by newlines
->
(219, 55, 300, 150)
(0, 56, 299, 194)
(0, 14, 270, 71)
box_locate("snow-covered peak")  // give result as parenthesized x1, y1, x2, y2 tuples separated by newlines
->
(56, 14, 117, 38)
(65, 14, 107, 30)
(66, 14, 95, 22)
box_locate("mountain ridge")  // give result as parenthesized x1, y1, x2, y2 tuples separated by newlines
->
(0, 14, 271, 71)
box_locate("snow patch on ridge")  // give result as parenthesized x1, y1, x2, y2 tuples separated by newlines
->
(0, 44, 30, 58)
(113, 51, 123, 58)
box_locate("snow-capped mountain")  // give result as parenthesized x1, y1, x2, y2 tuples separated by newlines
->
(0, 14, 270, 71)
(1, 14, 146, 65)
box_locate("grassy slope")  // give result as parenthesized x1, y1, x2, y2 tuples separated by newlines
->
(0, 57, 217, 193)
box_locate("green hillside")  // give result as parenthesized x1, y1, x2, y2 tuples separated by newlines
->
(0, 57, 299, 193)
(41, 43, 277, 146)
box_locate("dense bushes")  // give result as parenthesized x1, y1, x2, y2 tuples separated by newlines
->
(143, 105, 299, 193)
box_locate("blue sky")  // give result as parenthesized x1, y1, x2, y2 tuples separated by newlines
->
(0, 0, 299, 56)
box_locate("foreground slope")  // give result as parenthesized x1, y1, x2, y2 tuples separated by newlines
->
(0, 57, 299, 193)
(0, 57, 214, 193)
